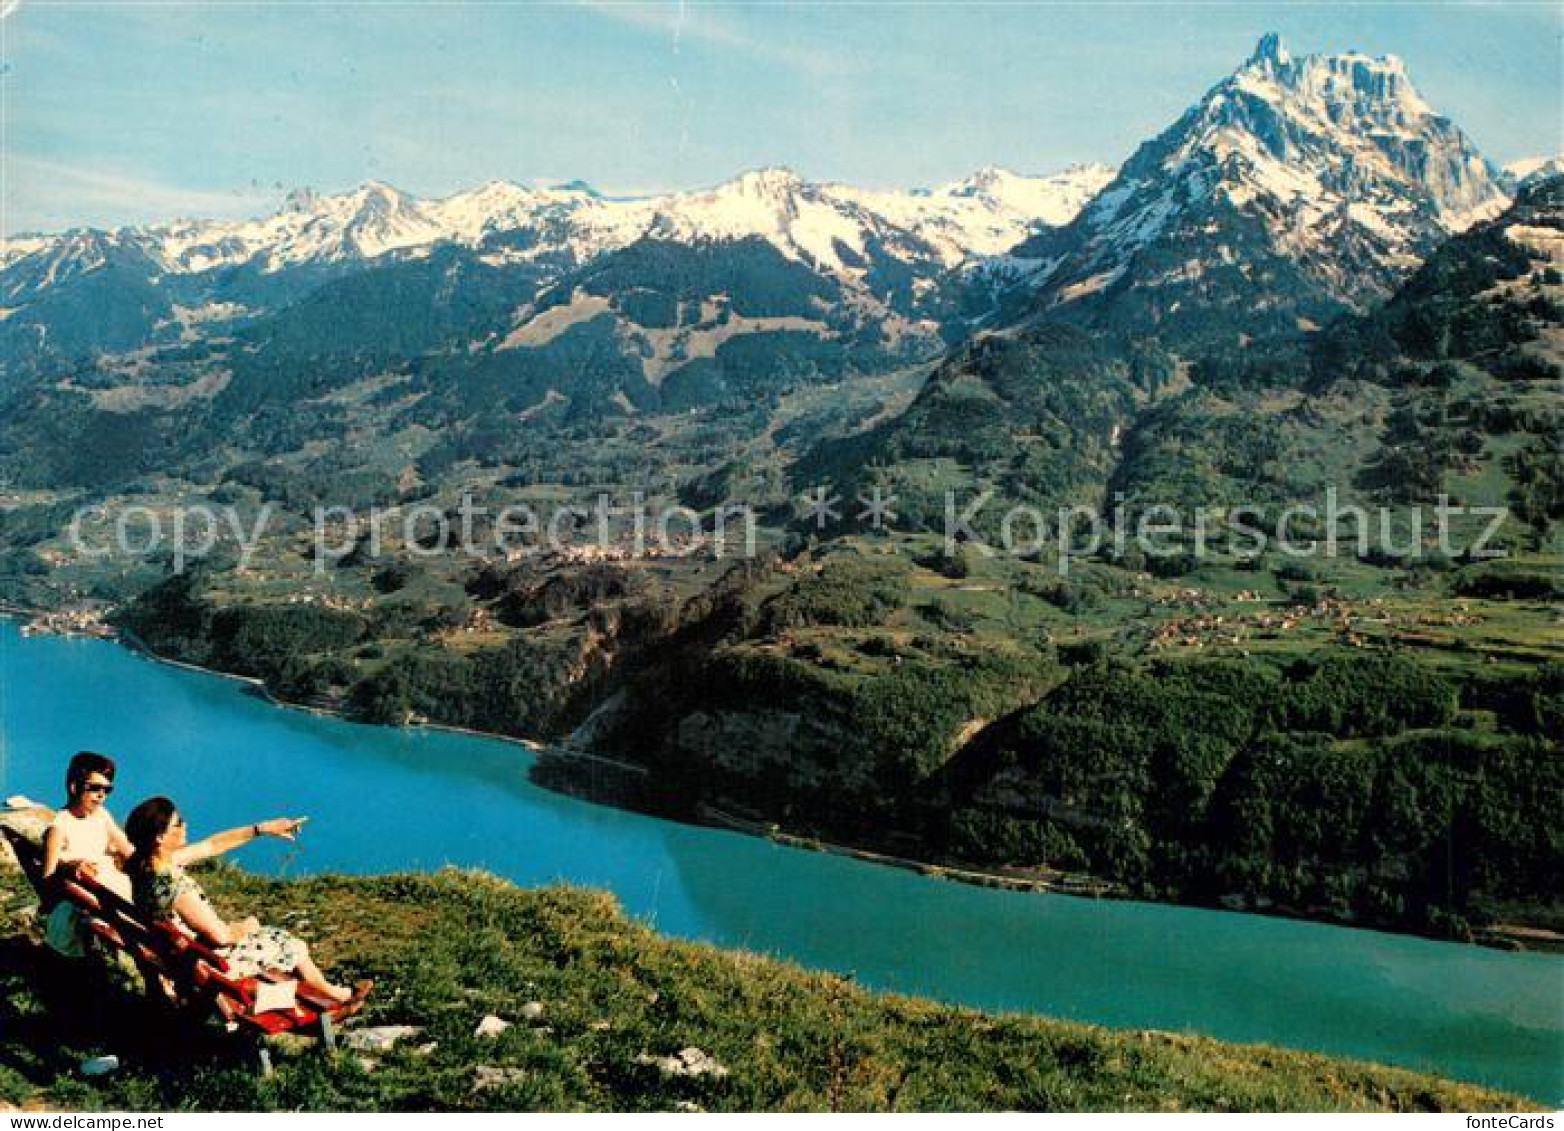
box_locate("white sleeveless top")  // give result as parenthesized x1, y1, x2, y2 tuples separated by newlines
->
(48, 807, 132, 899)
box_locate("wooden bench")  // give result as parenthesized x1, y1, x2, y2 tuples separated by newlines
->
(2, 822, 348, 1072)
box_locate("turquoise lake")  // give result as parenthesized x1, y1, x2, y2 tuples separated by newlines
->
(2, 617, 1560, 1102)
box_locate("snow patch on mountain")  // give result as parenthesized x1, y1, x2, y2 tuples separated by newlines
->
(833, 164, 1116, 261)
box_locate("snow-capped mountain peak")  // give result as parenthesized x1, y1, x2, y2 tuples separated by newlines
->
(426, 180, 547, 242)
(641, 167, 878, 270)
(1226, 36, 1437, 150)
(0, 229, 155, 304)
(729, 166, 807, 194)
(943, 165, 1021, 197)
(351, 180, 413, 209)
(1023, 35, 1511, 332)
(1506, 155, 1564, 188)
(669, 166, 813, 226)
(936, 164, 1116, 229)
(327, 181, 443, 258)
(1243, 33, 1428, 121)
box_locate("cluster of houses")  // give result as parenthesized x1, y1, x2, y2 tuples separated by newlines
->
(501, 535, 712, 566)
(279, 593, 374, 612)
(1150, 587, 1267, 609)
(18, 605, 115, 639)
(1146, 594, 1484, 652)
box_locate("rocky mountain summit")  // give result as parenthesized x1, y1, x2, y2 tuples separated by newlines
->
(1007, 35, 1511, 342)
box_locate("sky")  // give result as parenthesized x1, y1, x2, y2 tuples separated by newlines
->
(2, 1, 1560, 233)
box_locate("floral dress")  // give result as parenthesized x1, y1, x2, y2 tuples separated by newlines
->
(134, 863, 306, 978)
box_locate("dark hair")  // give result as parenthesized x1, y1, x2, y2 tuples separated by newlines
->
(125, 796, 178, 874)
(65, 751, 117, 799)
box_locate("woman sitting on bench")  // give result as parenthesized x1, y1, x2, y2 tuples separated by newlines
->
(124, 796, 370, 1008)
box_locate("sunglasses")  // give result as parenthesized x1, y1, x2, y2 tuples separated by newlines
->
(80, 782, 114, 795)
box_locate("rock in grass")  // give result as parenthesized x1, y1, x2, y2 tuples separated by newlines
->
(636, 1047, 729, 1079)
(520, 1001, 545, 1022)
(474, 1014, 511, 1039)
(342, 1025, 422, 1053)
(472, 1065, 527, 1093)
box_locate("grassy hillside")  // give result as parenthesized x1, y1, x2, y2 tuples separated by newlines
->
(0, 865, 1537, 1112)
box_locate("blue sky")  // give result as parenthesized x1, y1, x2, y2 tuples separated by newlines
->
(3, 1, 1560, 233)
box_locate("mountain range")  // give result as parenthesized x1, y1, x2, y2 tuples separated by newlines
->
(0, 36, 1556, 498)
(1, 163, 1115, 278)
(0, 163, 1115, 396)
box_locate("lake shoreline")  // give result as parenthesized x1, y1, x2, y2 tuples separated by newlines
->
(112, 619, 1141, 905)
(6, 607, 1559, 955)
